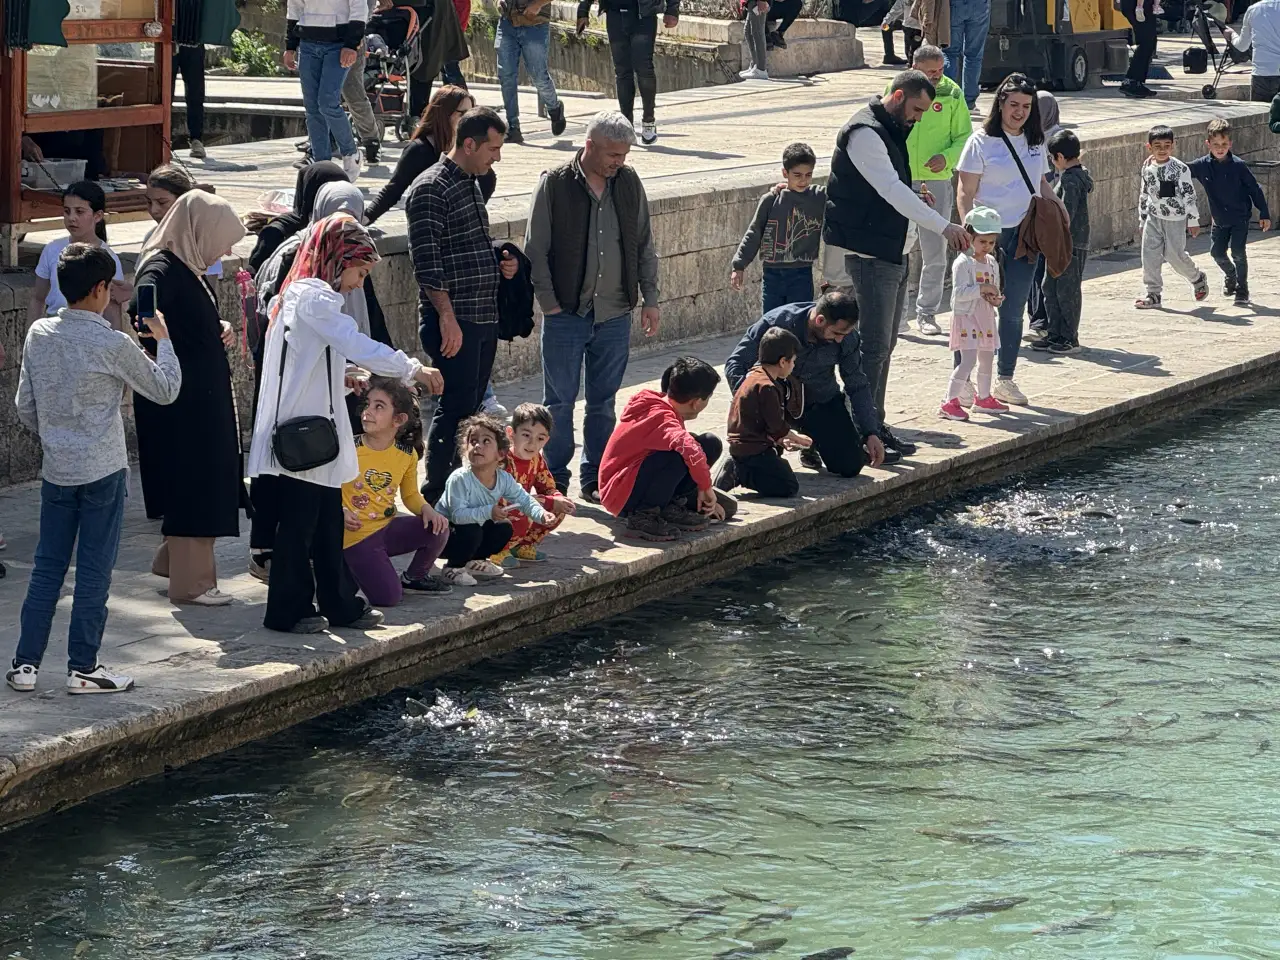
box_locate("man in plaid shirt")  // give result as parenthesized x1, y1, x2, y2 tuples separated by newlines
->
(408, 106, 519, 502)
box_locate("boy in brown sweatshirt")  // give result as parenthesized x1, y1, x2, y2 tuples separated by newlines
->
(714, 326, 812, 498)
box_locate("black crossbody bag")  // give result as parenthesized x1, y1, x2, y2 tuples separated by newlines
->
(271, 331, 340, 472)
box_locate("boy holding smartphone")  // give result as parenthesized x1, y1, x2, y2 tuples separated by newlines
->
(6, 244, 183, 695)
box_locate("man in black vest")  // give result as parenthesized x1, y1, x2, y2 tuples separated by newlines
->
(825, 70, 970, 465)
(524, 110, 661, 501)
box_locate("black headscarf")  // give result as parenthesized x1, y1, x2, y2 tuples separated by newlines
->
(248, 162, 350, 273)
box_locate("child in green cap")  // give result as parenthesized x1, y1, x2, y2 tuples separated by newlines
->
(941, 206, 1007, 422)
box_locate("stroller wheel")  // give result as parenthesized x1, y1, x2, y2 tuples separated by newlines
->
(1203, 83, 1217, 98)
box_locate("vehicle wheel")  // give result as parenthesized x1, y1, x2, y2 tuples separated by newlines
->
(1203, 83, 1217, 98)
(1066, 45, 1088, 91)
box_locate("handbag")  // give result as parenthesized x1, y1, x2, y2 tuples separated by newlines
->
(270, 332, 340, 473)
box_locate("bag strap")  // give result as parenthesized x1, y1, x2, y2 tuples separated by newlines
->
(1000, 131, 1038, 196)
(272, 328, 334, 431)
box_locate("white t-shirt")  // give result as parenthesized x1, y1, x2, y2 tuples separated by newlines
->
(35, 236, 125, 315)
(956, 130, 1051, 229)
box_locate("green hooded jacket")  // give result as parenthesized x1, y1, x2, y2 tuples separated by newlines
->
(882, 73, 972, 182)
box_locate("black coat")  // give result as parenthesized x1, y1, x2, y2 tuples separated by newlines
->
(493, 240, 534, 342)
(129, 251, 243, 539)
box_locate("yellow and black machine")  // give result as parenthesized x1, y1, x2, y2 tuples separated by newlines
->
(980, 0, 1133, 90)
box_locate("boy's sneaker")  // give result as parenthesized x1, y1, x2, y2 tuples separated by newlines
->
(512, 545, 548, 562)
(1193, 274, 1209, 301)
(623, 507, 679, 541)
(67, 664, 133, 694)
(769, 29, 787, 48)
(548, 103, 567, 137)
(1234, 288, 1250, 306)
(993, 377, 1028, 406)
(661, 502, 709, 531)
(1031, 336, 1066, 352)
(714, 458, 739, 492)
(972, 395, 1010, 412)
(918, 315, 942, 336)
(6, 662, 37, 692)
(1024, 324, 1049, 341)
(437, 566, 478, 587)
(957, 379, 976, 409)
(799, 447, 823, 470)
(480, 396, 509, 419)
(341, 151, 362, 182)
(878, 426, 917, 456)
(581, 481, 602, 504)
(714, 489, 739, 522)
(364, 138, 381, 164)
(1224, 275, 1237, 296)
(402, 572, 452, 595)
(939, 398, 969, 421)
(464, 559, 506, 579)
(641, 121, 658, 144)
(1050, 340, 1082, 355)
(491, 550, 521, 569)
(1134, 293, 1162, 309)
(506, 125, 525, 145)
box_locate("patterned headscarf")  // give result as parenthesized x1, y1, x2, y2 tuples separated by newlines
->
(277, 213, 380, 302)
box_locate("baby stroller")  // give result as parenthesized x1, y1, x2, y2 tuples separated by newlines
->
(364, 3, 427, 142)
(1183, 0, 1249, 98)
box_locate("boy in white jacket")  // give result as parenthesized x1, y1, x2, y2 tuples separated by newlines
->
(1136, 124, 1209, 308)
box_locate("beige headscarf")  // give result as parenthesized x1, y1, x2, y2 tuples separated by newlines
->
(139, 190, 246, 275)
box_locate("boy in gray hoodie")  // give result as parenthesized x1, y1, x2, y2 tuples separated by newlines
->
(1034, 129, 1094, 355)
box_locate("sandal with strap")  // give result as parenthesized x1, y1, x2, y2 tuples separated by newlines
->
(1134, 293, 1162, 309)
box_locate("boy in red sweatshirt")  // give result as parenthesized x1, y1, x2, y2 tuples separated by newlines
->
(600, 357, 728, 542)
(492, 402, 576, 565)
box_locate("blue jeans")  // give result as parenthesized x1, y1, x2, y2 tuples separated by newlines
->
(944, 0, 990, 107)
(541, 308, 632, 491)
(299, 40, 355, 161)
(14, 469, 127, 674)
(495, 19, 561, 129)
(761, 265, 815, 315)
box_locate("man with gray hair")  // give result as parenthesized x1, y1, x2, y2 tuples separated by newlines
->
(524, 110, 661, 500)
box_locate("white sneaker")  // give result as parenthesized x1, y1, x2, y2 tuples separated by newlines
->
(957, 379, 976, 409)
(6, 662, 37, 692)
(641, 120, 658, 144)
(189, 139, 206, 160)
(898, 315, 912, 334)
(481, 397, 509, 419)
(993, 377, 1028, 406)
(183, 587, 236, 607)
(918, 315, 942, 336)
(464, 558, 506, 579)
(436, 566, 477, 587)
(67, 664, 133, 694)
(342, 151, 362, 182)
(738, 66, 770, 81)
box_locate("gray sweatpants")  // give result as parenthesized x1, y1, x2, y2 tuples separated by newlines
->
(911, 177, 954, 320)
(342, 44, 381, 143)
(1142, 216, 1203, 296)
(745, 3, 768, 71)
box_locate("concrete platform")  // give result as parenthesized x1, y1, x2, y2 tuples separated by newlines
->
(4, 233, 1280, 830)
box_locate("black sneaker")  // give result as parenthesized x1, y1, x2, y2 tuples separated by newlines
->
(714, 458, 739, 492)
(1224, 275, 1237, 296)
(402, 573, 452, 595)
(623, 507, 679, 541)
(506, 125, 525, 145)
(1047, 339, 1082, 355)
(290, 615, 330, 634)
(881, 447, 903, 466)
(581, 480, 601, 504)
(1234, 289, 1250, 306)
(347, 606, 384, 630)
(1120, 80, 1151, 98)
(768, 29, 787, 48)
(799, 447, 823, 470)
(661, 502, 710, 531)
(363, 138, 381, 164)
(1031, 336, 1066, 352)
(878, 426, 917, 457)
(548, 104, 566, 137)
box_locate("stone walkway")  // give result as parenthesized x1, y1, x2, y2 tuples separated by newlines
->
(3, 230, 1280, 827)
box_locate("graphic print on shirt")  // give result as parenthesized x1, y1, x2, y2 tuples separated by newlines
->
(762, 205, 824, 265)
(1139, 160, 1198, 221)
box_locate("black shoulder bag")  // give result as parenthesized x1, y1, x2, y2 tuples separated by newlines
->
(271, 332, 340, 472)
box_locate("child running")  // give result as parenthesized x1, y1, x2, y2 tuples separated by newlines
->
(27, 181, 127, 330)
(434, 414, 555, 586)
(342, 377, 453, 604)
(1188, 118, 1271, 307)
(940, 206, 1007, 422)
(491, 403, 576, 567)
(1136, 125, 1208, 309)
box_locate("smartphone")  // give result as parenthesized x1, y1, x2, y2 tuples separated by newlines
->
(135, 283, 156, 335)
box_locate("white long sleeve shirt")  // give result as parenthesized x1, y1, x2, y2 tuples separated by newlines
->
(846, 126, 950, 257)
(1139, 158, 1200, 223)
(1230, 0, 1280, 76)
(248, 278, 423, 488)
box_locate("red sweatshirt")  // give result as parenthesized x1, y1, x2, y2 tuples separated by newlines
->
(599, 389, 714, 516)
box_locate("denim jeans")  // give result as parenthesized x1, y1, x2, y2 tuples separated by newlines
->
(15, 469, 127, 674)
(495, 20, 561, 130)
(944, 0, 990, 107)
(995, 227, 1037, 377)
(542, 308, 632, 491)
(761, 265, 814, 315)
(299, 40, 355, 161)
(845, 253, 908, 426)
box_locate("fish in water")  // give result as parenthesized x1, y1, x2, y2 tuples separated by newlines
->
(563, 828, 634, 848)
(724, 887, 772, 904)
(662, 842, 733, 859)
(1032, 902, 1116, 935)
(735, 907, 797, 937)
(404, 697, 430, 717)
(912, 897, 1028, 923)
(762, 804, 826, 828)
(801, 950, 855, 960)
(1118, 846, 1207, 859)
(916, 827, 1013, 846)
(713, 938, 789, 958)
(1080, 509, 1117, 519)
(675, 905, 727, 928)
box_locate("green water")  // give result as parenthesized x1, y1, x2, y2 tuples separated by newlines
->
(4, 397, 1280, 959)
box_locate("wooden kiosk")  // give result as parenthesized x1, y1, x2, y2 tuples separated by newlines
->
(0, 0, 234, 264)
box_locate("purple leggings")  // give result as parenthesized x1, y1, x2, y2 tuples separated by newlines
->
(343, 515, 448, 606)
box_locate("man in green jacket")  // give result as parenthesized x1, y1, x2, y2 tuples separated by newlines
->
(886, 44, 971, 335)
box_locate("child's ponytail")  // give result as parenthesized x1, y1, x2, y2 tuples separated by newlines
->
(367, 376, 425, 458)
(64, 180, 108, 243)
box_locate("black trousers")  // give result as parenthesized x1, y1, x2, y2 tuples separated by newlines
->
(1122, 0, 1157, 83)
(420, 311, 499, 503)
(767, 0, 803, 34)
(442, 520, 513, 567)
(621, 433, 722, 515)
(799, 394, 868, 478)
(734, 447, 799, 497)
(1211, 222, 1249, 290)
(173, 44, 206, 141)
(264, 476, 366, 631)
(606, 10, 659, 125)
(249, 474, 281, 551)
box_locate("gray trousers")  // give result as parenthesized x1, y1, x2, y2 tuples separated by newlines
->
(1142, 216, 1202, 295)
(1044, 246, 1087, 344)
(911, 177, 954, 319)
(745, 3, 768, 71)
(342, 44, 381, 143)
(846, 253, 908, 425)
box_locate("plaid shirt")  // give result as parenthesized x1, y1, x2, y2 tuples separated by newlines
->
(407, 157, 500, 325)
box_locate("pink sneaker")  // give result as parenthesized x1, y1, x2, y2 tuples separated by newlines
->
(973, 395, 1010, 412)
(939, 397, 969, 421)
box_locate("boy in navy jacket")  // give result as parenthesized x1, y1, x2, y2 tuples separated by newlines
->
(1188, 118, 1271, 306)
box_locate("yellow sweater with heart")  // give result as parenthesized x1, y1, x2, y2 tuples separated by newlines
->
(342, 439, 427, 549)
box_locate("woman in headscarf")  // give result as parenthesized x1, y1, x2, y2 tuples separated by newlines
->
(247, 161, 350, 273)
(130, 191, 247, 606)
(247, 214, 443, 634)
